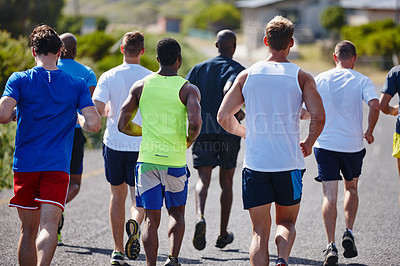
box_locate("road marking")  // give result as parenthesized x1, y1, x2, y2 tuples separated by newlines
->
(0, 168, 104, 206)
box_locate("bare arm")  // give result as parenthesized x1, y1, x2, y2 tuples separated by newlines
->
(364, 99, 380, 144)
(117, 80, 144, 136)
(180, 83, 202, 148)
(224, 79, 245, 121)
(379, 93, 399, 116)
(78, 105, 101, 132)
(217, 70, 247, 138)
(0, 96, 17, 124)
(94, 100, 107, 117)
(299, 70, 325, 157)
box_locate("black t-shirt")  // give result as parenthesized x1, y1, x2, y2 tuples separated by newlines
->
(186, 55, 245, 134)
(382, 65, 400, 133)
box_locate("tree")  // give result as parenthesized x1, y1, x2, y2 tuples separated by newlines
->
(320, 5, 346, 32)
(192, 3, 241, 32)
(0, 0, 64, 37)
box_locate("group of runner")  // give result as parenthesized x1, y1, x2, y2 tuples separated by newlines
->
(1, 15, 400, 266)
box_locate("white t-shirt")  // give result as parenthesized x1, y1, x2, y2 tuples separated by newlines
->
(242, 61, 305, 172)
(93, 63, 152, 152)
(314, 68, 378, 152)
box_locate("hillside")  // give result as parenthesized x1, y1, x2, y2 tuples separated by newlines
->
(63, 0, 236, 26)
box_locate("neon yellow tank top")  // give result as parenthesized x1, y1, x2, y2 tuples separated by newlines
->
(138, 73, 188, 166)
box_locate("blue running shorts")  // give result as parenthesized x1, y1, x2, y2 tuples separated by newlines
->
(314, 147, 366, 182)
(242, 168, 305, 209)
(102, 144, 138, 186)
(135, 163, 190, 210)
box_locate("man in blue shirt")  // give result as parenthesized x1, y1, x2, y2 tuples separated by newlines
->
(186, 29, 245, 250)
(0, 25, 100, 266)
(57, 32, 98, 245)
(379, 65, 400, 203)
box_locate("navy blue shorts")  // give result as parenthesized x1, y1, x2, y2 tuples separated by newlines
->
(314, 147, 366, 182)
(70, 128, 86, 175)
(102, 144, 138, 186)
(242, 168, 305, 209)
(192, 134, 241, 169)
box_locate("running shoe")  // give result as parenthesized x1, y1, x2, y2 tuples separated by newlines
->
(323, 243, 338, 266)
(110, 251, 125, 265)
(164, 255, 181, 266)
(215, 232, 234, 248)
(192, 217, 206, 250)
(125, 219, 140, 260)
(276, 258, 288, 266)
(57, 212, 64, 246)
(342, 229, 358, 258)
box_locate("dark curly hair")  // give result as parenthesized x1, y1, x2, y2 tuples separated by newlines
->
(29, 24, 64, 55)
(156, 37, 181, 66)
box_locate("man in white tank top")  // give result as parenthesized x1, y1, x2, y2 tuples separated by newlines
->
(217, 16, 325, 266)
(309, 41, 379, 266)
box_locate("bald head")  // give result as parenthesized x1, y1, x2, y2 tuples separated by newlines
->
(215, 29, 237, 58)
(60, 33, 77, 59)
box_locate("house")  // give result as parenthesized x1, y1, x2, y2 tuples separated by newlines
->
(341, 0, 400, 25)
(236, 0, 338, 56)
(236, 0, 400, 57)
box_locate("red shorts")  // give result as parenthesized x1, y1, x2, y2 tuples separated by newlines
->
(9, 171, 69, 211)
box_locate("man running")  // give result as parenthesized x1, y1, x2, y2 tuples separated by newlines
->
(118, 37, 202, 266)
(311, 41, 379, 265)
(379, 65, 400, 203)
(93, 31, 151, 265)
(217, 16, 325, 266)
(0, 24, 100, 266)
(186, 29, 245, 250)
(57, 32, 98, 245)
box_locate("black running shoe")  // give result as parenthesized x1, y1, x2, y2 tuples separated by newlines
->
(215, 232, 234, 248)
(323, 243, 338, 266)
(125, 219, 140, 260)
(193, 217, 206, 250)
(342, 229, 358, 258)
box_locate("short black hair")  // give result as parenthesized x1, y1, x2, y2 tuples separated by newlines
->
(30, 24, 64, 55)
(334, 40, 356, 60)
(156, 38, 181, 66)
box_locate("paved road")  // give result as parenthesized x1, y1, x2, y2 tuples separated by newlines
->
(1, 105, 400, 265)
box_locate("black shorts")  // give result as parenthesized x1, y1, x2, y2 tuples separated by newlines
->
(70, 127, 86, 175)
(242, 168, 305, 209)
(314, 147, 366, 182)
(102, 144, 138, 186)
(192, 134, 241, 169)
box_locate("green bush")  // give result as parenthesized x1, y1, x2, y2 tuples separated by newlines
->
(0, 122, 16, 189)
(192, 3, 241, 32)
(77, 31, 116, 61)
(0, 31, 34, 95)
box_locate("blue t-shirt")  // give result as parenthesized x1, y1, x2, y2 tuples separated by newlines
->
(382, 65, 400, 133)
(2, 66, 94, 173)
(186, 55, 245, 134)
(58, 58, 97, 128)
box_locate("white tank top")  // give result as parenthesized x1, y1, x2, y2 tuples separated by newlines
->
(242, 61, 305, 172)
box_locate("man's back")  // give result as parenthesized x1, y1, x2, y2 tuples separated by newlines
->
(138, 73, 188, 167)
(242, 61, 304, 172)
(58, 59, 97, 87)
(4, 66, 93, 173)
(186, 55, 244, 134)
(315, 68, 377, 152)
(93, 63, 151, 151)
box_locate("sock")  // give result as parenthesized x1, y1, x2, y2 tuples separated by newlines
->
(328, 242, 337, 249)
